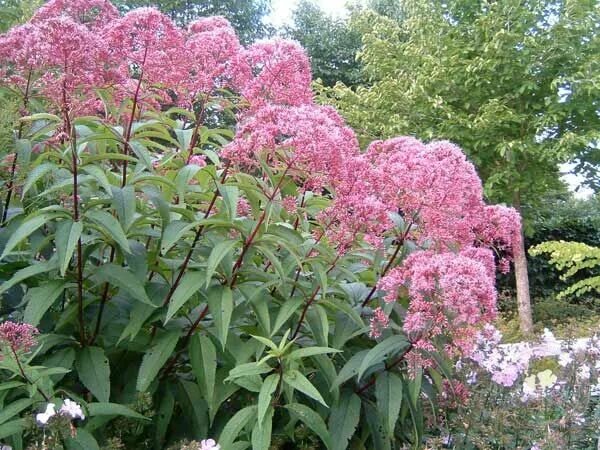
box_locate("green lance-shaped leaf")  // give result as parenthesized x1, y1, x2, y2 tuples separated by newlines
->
(64, 428, 100, 450)
(87, 402, 150, 421)
(161, 220, 200, 254)
(155, 388, 175, 449)
(21, 162, 56, 198)
(75, 346, 111, 402)
(219, 184, 239, 220)
(206, 240, 239, 287)
(56, 219, 83, 277)
(251, 407, 273, 450)
(94, 263, 152, 305)
(218, 405, 257, 449)
(225, 362, 273, 382)
(0, 258, 59, 295)
(288, 346, 341, 361)
(85, 210, 131, 254)
(136, 331, 179, 392)
(329, 390, 361, 450)
(1, 214, 53, 259)
(23, 280, 67, 326)
(284, 403, 332, 450)
(190, 335, 217, 404)
(111, 185, 136, 231)
(0, 399, 33, 425)
(207, 285, 233, 349)
(283, 369, 328, 407)
(375, 372, 403, 438)
(257, 374, 279, 427)
(0, 418, 28, 440)
(165, 271, 204, 323)
(331, 350, 369, 390)
(357, 335, 409, 381)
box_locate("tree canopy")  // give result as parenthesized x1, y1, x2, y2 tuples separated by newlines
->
(285, 0, 363, 87)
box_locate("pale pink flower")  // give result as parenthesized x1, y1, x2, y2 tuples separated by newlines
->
(0, 321, 39, 354)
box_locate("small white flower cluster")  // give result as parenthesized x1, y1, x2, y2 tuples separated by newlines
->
(36, 399, 85, 425)
(200, 439, 220, 450)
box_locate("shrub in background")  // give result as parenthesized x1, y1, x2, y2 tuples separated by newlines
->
(0, 1, 520, 448)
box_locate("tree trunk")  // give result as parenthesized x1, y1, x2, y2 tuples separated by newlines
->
(512, 191, 534, 337)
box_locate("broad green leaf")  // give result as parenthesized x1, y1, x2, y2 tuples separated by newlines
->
(81, 165, 113, 194)
(251, 407, 273, 450)
(329, 390, 361, 450)
(179, 379, 209, 439)
(87, 402, 149, 421)
(0, 399, 33, 425)
(56, 220, 83, 277)
(190, 335, 217, 404)
(136, 331, 179, 392)
(0, 259, 58, 295)
(376, 372, 403, 438)
(219, 184, 239, 220)
(155, 388, 175, 449)
(207, 286, 233, 349)
(21, 163, 55, 198)
(331, 350, 369, 390)
(271, 297, 303, 336)
(161, 220, 199, 254)
(0, 418, 27, 440)
(118, 301, 157, 343)
(225, 363, 272, 382)
(218, 405, 257, 449)
(206, 240, 238, 287)
(257, 374, 279, 427)
(111, 186, 136, 231)
(175, 164, 201, 201)
(75, 347, 111, 402)
(288, 346, 341, 361)
(357, 335, 409, 381)
(284, 403, 331, 449)
(306, 305, 329, 347)
(65, 428, 100, 450)
(95, 264, 152, 305)
(1, 215, 52, 259)
(85, 210, 131, 254)
(23, 280, 67, 326)
(165, 271, 204, 323)
(365, 403, 391, 450)
(283, 369, 328, 407)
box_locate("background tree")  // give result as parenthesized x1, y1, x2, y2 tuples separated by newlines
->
(320, 0, 600, 335)
(0, 0, 42, 31)
(285, 0, 363, 87)
(112, 0, 271, 43)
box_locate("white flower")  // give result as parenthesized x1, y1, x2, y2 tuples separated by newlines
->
(578, 364, 591, 381)
(558, 352, 573, 367)
(466, 371, 477, 385)
(36, 403, 56, 425)
(200, 439, 220, 450)
(59, 399, 85, 420)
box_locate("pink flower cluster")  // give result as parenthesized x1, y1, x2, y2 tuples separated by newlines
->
(0, 321, 39, 354)
(377, 250, 497, 365)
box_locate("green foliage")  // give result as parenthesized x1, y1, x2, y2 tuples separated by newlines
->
(530, 240, 600, 299)
(320, 0, 600, 206)
(285, 1, 363, 87)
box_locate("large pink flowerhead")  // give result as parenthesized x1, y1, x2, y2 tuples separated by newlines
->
(32, 0, 119, 29)
(14, 17, 109, 116)
(233, 39, 313, 109)
(104, 8, 185, 92)
(0, 23, 44, 91)
(379, 250, 497, 357)
(319, 154, 391, 251)
(181, 16, 241, 102)
(222, 104, 359, 190)
(367, 138, 486, 248)
(0, 321, 39, 354)
(475, 204, 522, 269)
